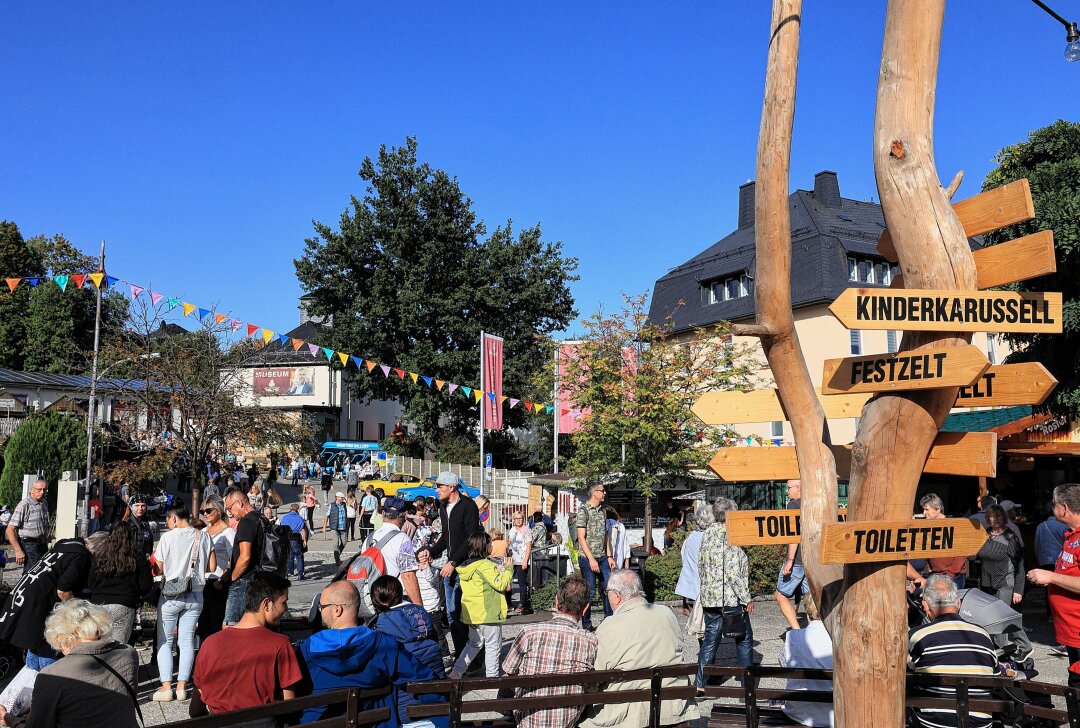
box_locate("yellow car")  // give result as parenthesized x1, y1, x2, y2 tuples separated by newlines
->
(358, 472, 423, 497)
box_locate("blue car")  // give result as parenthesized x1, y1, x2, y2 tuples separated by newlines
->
(396, 476, 480, 502)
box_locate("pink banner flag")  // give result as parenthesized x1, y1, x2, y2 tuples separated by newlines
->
(481, 333, 504, 430)
(557, 342, 589, 434)
(308, 343, 320, 357)
(129, 283, 144, 300)
(231, 319, 243, 333)
(149, 291, 164, 306)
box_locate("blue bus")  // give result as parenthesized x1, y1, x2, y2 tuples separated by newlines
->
(318, 440, 380, 473)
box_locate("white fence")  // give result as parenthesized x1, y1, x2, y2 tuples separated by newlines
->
(0, 418, 22, 437)
(394, 456, 533, 503)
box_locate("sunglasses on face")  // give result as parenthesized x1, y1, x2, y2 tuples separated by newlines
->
(201, 508, 216, 515)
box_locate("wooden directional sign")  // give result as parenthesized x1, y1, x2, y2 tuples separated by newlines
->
(820, 517, 987, 564)
(829, 288, 1062, 334)
(708, 432, 996, 481)
(957, 362, 1057, 407)
(691, 388, 870, 424)
(822, 344, 990, 395)
(878, 179, 1035, 261)
(892, 230, 1057, 290)
(727, 508, 848, 546)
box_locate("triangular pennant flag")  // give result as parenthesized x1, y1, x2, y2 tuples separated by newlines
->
(498, 395, 507, 404)
(435, 379, 445, 390)
(183, 303, 197, 317)
(262, 329, 274, 344)
(394, 368, 405, 380)
(462, 386, 472, 398)
(380, 365, 391, 377)
(473, 390, 483, 403)
(510, 399, 520, 409)
(88, 273, 104, 288)
(365, 360, 377, 373)
(409, 372, 419, 384)
(546, 406, 554, 414)
(54, 275, 69, 291)
(421, 376, 433, 387)
(4, 278, 19, 292)
(279, 335, 291, 347)
(104, 276, 119, 288)
(231, 319, 243, 332)
(448, 383, 458, 394)
(197, 308, 211, 321)
(129, 283, 144, 300)
(338, 352, 349, 366)
(71, 274, 86, 289)
(247, 324, 259, 336)
(523, 401, 533, 411)
(535, 403, 545, 413)
(323, 347, 335, 362)
(560, 408, 570, 416)
(308, 343, 320, 357)
(291, 338, 304, 352)
(215, 313, 228, 325)
(489, 393, 497, 404)
(25, 277, 39, 287)
(168, 298, 181, 311)
(149, 291, 164, 306)
(351, 356, 363, 369)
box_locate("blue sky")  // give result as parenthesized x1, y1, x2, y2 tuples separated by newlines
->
(1, 1, 1075, 339)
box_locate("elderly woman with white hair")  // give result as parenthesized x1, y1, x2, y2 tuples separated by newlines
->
(695, 497, 753, 691)
(23, 599, 139, 728)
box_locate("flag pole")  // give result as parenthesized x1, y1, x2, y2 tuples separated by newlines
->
(552, 345, 559, 474)
(479, 330, 485, 480)
(83, 240, 105, 537)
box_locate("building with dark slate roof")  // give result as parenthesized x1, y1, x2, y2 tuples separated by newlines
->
(648, 170, 1005, 445)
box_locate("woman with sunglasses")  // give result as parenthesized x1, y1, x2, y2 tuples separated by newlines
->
(196, 495, 234, 644)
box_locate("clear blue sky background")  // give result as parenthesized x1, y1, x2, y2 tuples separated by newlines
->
(1, 1, 1075, 340)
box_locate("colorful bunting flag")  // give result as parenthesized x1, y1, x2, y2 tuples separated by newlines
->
(149, 291, 164, 306)
(448, 384, 458, 394)
(183, 303, 197, 317)
(25, 277, 39, 287)
(523, 401, 533, 411)
(215, 313, 228, 325)
(462, 386, 472, 398)
(262, 329, 274, 344)
(545, 406, 554, 414)
(104, 276, 119, 288)
(71, 274, 86, 289)
(510, 399, 519, 409)
(88, 273, 104, 289)
(351, 356, 363, 369)
(337, 352, 349, 366)
(472, 390, 483, 403)
(307, 343, 319, 357)
(54, 275, 69, 291)
(323, 347, 335, 362)
(421, 376, 433, 387)
(498, 395, 507, 405)
(129, 283, 144, 300)
(534, 403, 544, 413)
(435, 379, 445, 390)
(278, 335, 291, 347)
(168, 298, 181, 311)
(393, 368, 405, 380)
(247, 324, 259, 336)
(560, 408, 570, 416)
(488, 393, 497, 404)
(365, 360, 377, 373)
(291, 338, 304, 352)
(231, 318, 243, 332)
(380, 365, 391, 377)
(197, 308, 211, 321)
(4, 278, 19, 292)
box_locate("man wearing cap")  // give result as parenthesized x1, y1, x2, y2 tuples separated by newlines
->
(369, 497, 423, 606)
(422, 471, 482, 658)
(324, 491, 349, 564)
(7, 479, 51, 573)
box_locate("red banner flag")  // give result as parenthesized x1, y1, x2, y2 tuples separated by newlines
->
(482, 333, 504, 430)
(557, 342, 588, 434)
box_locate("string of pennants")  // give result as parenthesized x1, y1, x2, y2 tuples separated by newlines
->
(2, 272, 577, 419)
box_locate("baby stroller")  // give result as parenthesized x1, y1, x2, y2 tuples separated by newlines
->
(908, 587, 1032, 669)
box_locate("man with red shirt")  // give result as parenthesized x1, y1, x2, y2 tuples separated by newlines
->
(1028, 482, 1080, 682)
(189, 571, 302, 719)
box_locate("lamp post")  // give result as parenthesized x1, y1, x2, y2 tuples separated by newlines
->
(1029, 0, 1080, 61)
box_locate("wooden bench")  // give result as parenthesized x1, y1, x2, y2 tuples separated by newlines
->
(165, 686, 392, 728)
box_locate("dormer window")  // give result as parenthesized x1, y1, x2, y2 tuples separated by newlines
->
(847, 255, 898, 286)
(701, 274, 752, 305)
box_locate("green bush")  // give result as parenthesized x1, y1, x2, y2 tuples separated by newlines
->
(0, 413, 87, 513)
(642, 531, 787, 603)
(746, 544, 786, 596)
(529, 578, 558, 612)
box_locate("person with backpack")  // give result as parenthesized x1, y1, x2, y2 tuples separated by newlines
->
(223, 490, 262, 626)
(324, 492, 350, 565)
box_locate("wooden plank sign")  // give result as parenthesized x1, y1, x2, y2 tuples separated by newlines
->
(821, 344, 990, 394)
(708, 432, 996, 481)
(829, 288, 1062, 334)
(691, 388, 871, 424)
(957, 362, 1057, 407)
(820, 518, 987, 564)
(726, 508, 848, 546)
(877, 179, 1035, 261)
(891, 230, 1057, 290)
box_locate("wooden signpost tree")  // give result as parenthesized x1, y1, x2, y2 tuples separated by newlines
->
(705, 1, 1063, 724)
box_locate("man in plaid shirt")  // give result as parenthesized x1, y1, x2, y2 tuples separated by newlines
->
(502, 576, 597, 728)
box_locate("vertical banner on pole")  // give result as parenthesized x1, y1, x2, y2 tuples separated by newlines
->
(557, 342, 586, 434)
(482, 333, 504, 430)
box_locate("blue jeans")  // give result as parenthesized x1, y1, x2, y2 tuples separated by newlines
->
(696, 607, 753, 688)
(578, 555, 612, 629)
(157, 591, 204, 683)
(288, 539, 305, 579)
(444, 572, 467, 657)
(224, 574, 251, 626)
(25, 648, 58, 671)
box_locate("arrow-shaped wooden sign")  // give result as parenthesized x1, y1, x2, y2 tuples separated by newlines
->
(829, 288, 1062, 334)
(727, 508, 848, 546)
(891, 230, 1057, 290)
(956, 362, 1057, 407)
(691, 388, 870, 424)
(878, 179, 1035, 261)
(822, 344, 990, 395)
(708, 432, 996, 481)
(820, 517, 987, 564)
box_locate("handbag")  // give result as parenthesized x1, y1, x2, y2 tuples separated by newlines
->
(161, 531, 201, 600)
(720, 532, 747, 641)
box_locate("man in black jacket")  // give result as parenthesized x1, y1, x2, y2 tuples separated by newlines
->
(421, 471, 482, 658)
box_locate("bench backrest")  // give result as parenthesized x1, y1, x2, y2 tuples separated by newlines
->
(166, 686, 391, 728)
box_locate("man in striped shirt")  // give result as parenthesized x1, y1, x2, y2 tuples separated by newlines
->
(908, 574, 1002, 728)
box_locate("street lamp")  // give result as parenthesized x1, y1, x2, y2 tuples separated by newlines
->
(1030, 0, 1080, 61)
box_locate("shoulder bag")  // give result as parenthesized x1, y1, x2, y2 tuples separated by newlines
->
(161, 531, 201, 600)
(720, 533, 747, 640)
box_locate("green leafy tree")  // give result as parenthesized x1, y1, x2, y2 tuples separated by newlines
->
(982, 120, 1080, 415)
(0, 412, 87, 512)
(0, 222, 44, 371)
(561, 293, 758, 545)
(295, 137, 579, 451)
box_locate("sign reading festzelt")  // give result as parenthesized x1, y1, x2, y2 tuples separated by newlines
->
(820, 518, 987, 564)
(821, 344, 989, 395)
(829, 288, 1062, 334)
(727, 508, 848, 546)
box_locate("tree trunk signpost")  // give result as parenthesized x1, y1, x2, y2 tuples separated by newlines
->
(694, 1, 1064, 724)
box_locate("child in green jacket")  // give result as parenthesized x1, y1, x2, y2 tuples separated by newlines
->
(449, 531, 512, 679)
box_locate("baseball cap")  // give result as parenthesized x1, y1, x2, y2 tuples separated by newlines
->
(383, 497, 407, 517)
(335, 491, 345, 498)
(434, 471, 459, 487)
(129, 494, 149, 505)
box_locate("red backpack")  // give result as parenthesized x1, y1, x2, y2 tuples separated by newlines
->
(345, 530, 399, 616)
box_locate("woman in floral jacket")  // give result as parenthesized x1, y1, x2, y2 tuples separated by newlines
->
(696, 498, 753, 691)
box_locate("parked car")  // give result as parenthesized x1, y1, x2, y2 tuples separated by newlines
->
(395, 476, 480, 502)
(357, 472, 423, 497)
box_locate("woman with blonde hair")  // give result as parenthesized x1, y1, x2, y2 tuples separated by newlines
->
(24, 599, 139, 727)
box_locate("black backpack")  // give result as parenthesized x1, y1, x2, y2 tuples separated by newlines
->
(256, 516, 291, 576)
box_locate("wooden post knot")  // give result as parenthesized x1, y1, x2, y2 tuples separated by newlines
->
(889, 140, 906, 159)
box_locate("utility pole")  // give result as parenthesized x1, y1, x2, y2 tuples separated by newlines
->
(82, 240, 105, 537)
